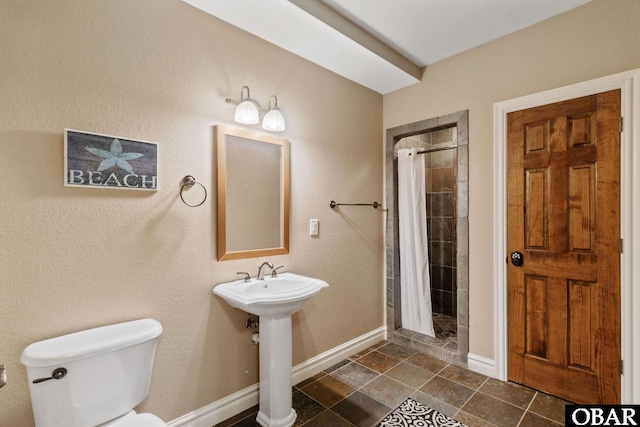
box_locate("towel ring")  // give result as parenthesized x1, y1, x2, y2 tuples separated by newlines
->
(180, 175, 207, 207)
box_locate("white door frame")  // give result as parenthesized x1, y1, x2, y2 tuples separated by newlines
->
(493, 69, 640, 403)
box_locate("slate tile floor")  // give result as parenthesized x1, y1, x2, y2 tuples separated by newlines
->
(215, 340, 569, 427)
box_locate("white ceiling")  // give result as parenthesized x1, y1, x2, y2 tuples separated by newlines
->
(183, 0, 592, 94)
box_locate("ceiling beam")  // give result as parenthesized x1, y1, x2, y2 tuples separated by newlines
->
(287, 0, 423, 81)
(183, 0, 422, 93)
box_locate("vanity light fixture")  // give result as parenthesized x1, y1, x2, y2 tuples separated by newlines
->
(262, 96, 286, 132)
(233, 86, 260, 125)
(226, 86, 286, 132)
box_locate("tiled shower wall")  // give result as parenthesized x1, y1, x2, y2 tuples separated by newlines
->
(425, 128, 457, 318)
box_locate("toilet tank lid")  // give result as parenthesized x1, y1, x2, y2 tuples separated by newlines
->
(20, 319, 162, 368)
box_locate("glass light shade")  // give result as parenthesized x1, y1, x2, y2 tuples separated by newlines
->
(234, 99, 260, 124)
(262, 108, 285, 131)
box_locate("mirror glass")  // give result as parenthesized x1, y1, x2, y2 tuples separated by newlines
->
(216, 125, 290, 261)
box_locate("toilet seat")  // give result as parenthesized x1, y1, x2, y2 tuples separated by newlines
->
(102, 413, 167, 427)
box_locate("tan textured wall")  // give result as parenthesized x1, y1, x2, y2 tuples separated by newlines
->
(0, 1, 383, 425)
(384, 0, 640, 359)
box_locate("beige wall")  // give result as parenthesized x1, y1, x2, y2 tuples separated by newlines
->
(0, 1, 383, 425)
(384, 0, 640, 359)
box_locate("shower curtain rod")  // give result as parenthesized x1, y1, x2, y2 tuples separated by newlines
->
(416, 146, 457, 155)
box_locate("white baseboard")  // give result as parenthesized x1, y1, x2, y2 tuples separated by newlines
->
(467, 352, 496, 378)
(167, 384, 259, 427)
(167, 326, 387, 427)
(291, 326, 387, 385)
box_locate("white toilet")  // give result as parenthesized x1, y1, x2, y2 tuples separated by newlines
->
(21, 318, 167, 427)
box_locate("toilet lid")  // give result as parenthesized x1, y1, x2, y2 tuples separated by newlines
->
(107, 413, 167, 427)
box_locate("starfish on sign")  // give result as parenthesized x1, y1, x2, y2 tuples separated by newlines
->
(85, 138, 144, 174)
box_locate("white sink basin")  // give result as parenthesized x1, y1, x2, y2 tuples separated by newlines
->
(213, 272, 328, 316)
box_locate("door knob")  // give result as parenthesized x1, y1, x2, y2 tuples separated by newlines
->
(510, 251, 524, 267)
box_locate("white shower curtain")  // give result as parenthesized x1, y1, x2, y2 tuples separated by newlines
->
(397, 148, 435, 337)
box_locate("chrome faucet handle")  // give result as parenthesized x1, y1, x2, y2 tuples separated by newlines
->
(237, 272, 251, 282)
(271, 265, 284, 277)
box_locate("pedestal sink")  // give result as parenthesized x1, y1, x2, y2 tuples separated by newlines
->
(213, 272, 329, 427)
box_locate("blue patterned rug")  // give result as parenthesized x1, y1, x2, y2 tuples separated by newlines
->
(378, 398, 468, 427)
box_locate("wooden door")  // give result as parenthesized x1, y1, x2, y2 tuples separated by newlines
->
(506, 90, 621, 404)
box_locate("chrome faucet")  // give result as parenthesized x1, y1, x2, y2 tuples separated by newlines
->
(256, 261, 274, 280)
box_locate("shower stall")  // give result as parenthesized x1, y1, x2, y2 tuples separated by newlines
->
(385, 111, 469, 366)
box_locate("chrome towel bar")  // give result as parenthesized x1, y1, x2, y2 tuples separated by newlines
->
(330, 200, 380, 209)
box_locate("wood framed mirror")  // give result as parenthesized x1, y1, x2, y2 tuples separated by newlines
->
(216, 125, 290, 261)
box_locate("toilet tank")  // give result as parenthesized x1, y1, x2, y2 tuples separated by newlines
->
(21, 319, 162, 427)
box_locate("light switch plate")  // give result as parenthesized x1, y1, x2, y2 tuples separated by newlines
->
(309, 219, 319, 236)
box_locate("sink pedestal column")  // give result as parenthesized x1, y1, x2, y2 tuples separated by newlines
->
(256, 315, 296, 427)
